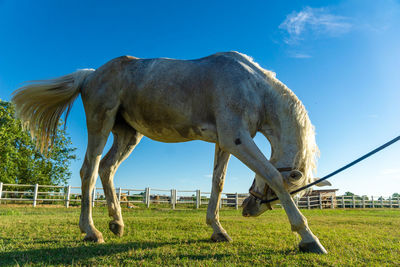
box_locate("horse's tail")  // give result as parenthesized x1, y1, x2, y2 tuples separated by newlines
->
(12, 69, 95, 153)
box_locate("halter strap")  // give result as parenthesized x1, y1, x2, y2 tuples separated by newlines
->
(248, 167, 295, 203)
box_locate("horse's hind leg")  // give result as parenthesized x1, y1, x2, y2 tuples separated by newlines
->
(80, 134, 111, 242)
(206, 144, 232, 242)
(79, 105, 119, 243)
(99, 120, 143, 237)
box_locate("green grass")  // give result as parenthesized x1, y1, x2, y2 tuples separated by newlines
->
(0, 206, 399, 266)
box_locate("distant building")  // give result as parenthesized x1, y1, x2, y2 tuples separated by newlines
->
(151, 194, 170, 203)
(299, 189, 339, 208)
(178, 196, 195, 202)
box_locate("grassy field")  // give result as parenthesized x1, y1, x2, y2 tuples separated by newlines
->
(0, 206, 399, 266)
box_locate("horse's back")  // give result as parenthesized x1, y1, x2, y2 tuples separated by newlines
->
(85, 52, 266, 143)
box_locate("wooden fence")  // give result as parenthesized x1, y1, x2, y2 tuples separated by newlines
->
(295, 195, 400, 209)
(0, 182, 248, 210)
(0, 182, 398, 210)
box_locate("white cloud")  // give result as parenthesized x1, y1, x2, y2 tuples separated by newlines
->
(279, 6, 352, 44)
(288, 52, 312, 59)
(203, 174, 212, 178)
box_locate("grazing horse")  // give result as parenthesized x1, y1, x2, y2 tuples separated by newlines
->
(12, 51, 330, 253)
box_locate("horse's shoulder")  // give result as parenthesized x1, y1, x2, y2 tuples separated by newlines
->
(202, 52, 260, 73)
(211, 51, 251, 62)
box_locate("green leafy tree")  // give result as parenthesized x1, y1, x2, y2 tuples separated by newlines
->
(344, 192, 354, 196)
(392, 193, 400, 199)
(0, 100, 76, 186)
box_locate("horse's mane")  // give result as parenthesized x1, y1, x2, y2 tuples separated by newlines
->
(233, 52, 319, 190)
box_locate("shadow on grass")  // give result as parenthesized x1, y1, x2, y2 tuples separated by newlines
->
(0, 240, 161, 265)
(0, 238, 296, 265)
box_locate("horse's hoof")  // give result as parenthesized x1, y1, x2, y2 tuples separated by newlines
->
(109, 221, 124, 237)
(299, 240, 327, 254)
(83, 233, 105, 243)
(211, 232, 233, 242)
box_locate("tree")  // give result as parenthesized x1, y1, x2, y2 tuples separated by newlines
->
(0, 100, 76, 186)
(392, 193, 400, 199)
(344, 192, 354, 196)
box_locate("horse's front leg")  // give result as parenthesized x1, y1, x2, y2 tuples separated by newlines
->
(206, 144, 232, 242)
(218, 127, 327, 253)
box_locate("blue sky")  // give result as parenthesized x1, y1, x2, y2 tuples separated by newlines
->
(1, 0, 399, 196)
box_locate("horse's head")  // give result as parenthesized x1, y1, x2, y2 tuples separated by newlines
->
(242, 170, 331, 217)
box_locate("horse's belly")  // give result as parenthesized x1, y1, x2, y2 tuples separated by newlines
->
(125, 117, 218, 143)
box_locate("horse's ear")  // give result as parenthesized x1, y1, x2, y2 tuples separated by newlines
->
(313, 178, 332, 187)
(289, 170, 303, 179)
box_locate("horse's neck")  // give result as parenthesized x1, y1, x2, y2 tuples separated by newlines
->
(262, 100, 300, 169)
(269, 130, 298, 169)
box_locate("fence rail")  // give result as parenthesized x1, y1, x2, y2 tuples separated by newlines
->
(0, 182, 249, 210)
(0, 182, 398, 210)
(295, 195, 400, 209)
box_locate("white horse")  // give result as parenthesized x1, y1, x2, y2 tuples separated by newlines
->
(12, 52, 330, 253)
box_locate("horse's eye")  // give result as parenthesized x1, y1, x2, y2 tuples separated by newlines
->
(289, 170, 303, 179)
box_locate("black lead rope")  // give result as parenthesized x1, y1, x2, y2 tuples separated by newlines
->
(260, 135, 400, 204)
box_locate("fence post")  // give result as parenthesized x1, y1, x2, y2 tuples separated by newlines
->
(380, 196, 384, 208)
(91, 186, 96, 208)
(342, 196, 345, 208)
(319, 195, 322, 209)
(145, 187, 151, 208)
(65, 185, 71, 208)
(389, 197, 392, 208)
(371, 196, 374, 208)
(235, 193, 239, 210)
(352, 196, 355, 208)
(196, 190, 201, 209)
(307, 196, 310, 209)
(398, 197, 400, 209)
(33, 184, 39, 207)
(331, 196, 334, 209)
(362, 196, 365, 209)
(118, 187, 122, 203)
(174, 189, 177, 209)
(144, 187, 148, 207)
(170, 189, 173, 209)
(0, 182, 3, 203)
(170, 189, 176, 209)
